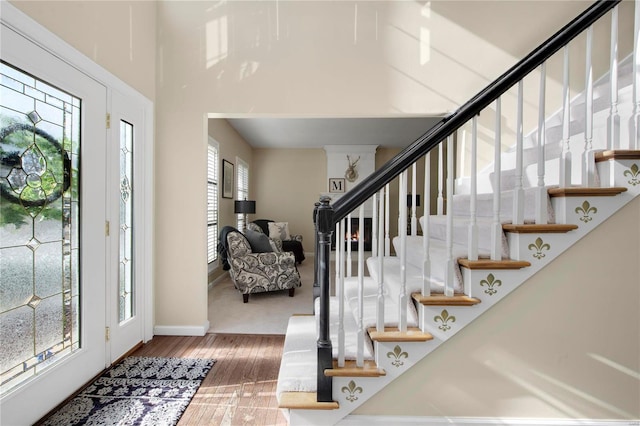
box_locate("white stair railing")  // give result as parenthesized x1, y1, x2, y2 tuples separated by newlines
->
(491, 97, 502, 261)
(422, 153, 431, 297)
(437, 143, 445, 216)
(398, 170, 408, 331)
(583, 26, 595, 187)
(560, 45, 572, 188)
(536, 62, 548, 225)
(513, 80, 525, 225)
(609, 5, 620, 150)
(356, 204, 365, 367)
(445, 135, 455, 297)
(376, 189, 385, 333)
(468, 116, 479, 261)
(336, 219, 345, 368)
(411, 164, 418, 236)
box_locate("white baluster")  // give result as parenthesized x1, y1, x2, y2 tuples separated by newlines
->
(513, 80, 525, 225)
(357, 205, 365, 367)
(437, 143, 444, 216)
(411, 164, 418, 236)
(398, 170, 408, 332)
(422, 152, 431, 297)
(346, 213, 352, 277)
(376, 188, 385, 333)
(608, 6, 620, 150)
(372, 193, 378, 258)
(468, 116, 478, 261)
(336, 220, 345, 367)
(560, 45, 572, 188)
(632, 0, 640, 150)
(536, 62, 548, 225)
(491, 98, 502, 261)
(385, 184, 391, 256)
(445, 135, 455, 297)
(583, 26, 595, 187)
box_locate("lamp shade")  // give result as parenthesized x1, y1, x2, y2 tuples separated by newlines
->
(234, 200, 256, 214)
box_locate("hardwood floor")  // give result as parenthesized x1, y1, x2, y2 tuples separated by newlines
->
(132, 333, 288, 425)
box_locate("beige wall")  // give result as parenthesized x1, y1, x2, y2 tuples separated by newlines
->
(10, 0, 157, 101)
(252, 147, 325, 248)
(357, 196, 640, 419)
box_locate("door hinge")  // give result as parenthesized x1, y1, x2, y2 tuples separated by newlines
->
(105, 221, 110, 237)
(106, 113, 111, 129)
(105, 326, 110, 342)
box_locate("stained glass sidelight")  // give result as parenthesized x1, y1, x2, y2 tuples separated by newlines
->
(119, 121, 133, 323)
(0, 61, 80, 393)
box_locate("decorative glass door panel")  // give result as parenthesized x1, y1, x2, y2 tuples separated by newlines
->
(119, 120, 133, 323)
(0, 61, 80, 392)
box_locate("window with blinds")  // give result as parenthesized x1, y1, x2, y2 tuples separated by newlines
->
(236, 158, 249, 231)
(207, 141, 219, 264)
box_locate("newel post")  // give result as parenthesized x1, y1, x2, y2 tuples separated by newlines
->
(312, 201, 320, 305)
(315, 196, 334, 402)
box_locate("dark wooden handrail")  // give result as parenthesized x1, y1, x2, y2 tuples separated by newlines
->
(331, 0, 620, 222)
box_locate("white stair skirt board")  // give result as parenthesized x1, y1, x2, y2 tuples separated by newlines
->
(336, 415, 638, 425)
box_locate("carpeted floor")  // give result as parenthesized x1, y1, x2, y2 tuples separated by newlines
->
(207, 257, 315, 335)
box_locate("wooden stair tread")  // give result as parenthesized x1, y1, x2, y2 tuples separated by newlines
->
(548, 187, 628, 197)
(326, 360, 386, 377)
(367, 327, 433, 342)
(502, 223, 578, 233)
(278, 392, 339, 410)
(412, 293, 481, 306)
(458, 258, 531, 269)
(595, 150, 640, 161)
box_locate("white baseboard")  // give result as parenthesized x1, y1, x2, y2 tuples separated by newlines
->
(153, 321, 210, 337)
(337, 416, 639, 426)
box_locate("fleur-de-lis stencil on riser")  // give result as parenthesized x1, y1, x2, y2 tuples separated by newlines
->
(528, 237, 551, 260)
(434, 309, 456, 331)
(624, 163, 639, 186)
(480, 273, 502, 296)
(387, 345, 409, 368)
(341, 380, 363, 402)
(575, 200, 597, 223)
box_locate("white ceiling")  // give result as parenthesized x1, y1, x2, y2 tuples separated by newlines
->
(225, 116, 444, 149)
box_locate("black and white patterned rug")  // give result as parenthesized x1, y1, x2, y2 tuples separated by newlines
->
(42, 356, 215, 426)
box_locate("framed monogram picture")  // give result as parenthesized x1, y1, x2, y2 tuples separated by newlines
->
(329, 178, 345, 193)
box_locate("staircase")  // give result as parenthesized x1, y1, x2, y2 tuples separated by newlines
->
(276, 1, 640, 424)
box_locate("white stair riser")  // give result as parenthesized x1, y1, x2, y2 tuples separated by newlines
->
(373, 341, 438, 378)
(419, 304, 484, 341)
(597, 159, 640, 194)
(551, 196, 629, 229)
(507, 232, 577, 266)
(463, 269, 530, 304)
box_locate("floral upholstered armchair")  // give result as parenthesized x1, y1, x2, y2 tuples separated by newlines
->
(226, 230, 302, 303)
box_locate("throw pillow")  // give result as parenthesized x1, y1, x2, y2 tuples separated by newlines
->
(244, 229, 274, 253)
(268, 222, 291, 241)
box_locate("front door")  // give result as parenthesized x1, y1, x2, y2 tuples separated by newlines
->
(0, 24, 107, 425)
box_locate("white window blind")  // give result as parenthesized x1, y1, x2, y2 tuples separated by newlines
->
(207, 141, 219, 264)
(236, 158, 249, 230)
